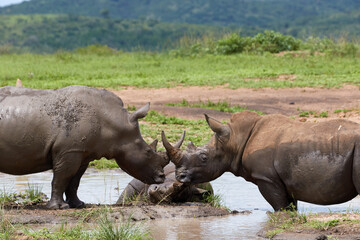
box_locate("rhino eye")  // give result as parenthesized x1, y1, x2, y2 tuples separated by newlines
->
(199, 153, 207, 162)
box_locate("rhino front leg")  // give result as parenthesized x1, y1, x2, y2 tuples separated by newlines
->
(257, 180, 297, 211)
(65, 163, 89, 208)
(47, 152, 83, 209)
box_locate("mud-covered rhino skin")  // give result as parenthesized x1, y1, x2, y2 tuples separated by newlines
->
(163, 111, 360, 211)
(0, 85, 168, 209)
(117, 162, 213, 204)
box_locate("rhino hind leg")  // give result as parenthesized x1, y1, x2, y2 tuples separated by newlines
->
(65, 163, 89, 208)
(47, 152, 84, 209)
(257, 180, 297, 211)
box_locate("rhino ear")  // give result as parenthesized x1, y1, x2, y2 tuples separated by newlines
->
(205, 114, 230, 142)
(149, 139, 158, 151)
(187, 141, 196, 151)
(129, 102, 150, 123)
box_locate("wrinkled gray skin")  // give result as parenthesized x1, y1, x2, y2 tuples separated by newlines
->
(0, 85, 168, 209)
(117, 161, 213, 204)
(163, 110, 360, 211)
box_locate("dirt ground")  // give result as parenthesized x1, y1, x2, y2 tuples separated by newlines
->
(113, 85, 360, 123)
(4, 85, 360, 239)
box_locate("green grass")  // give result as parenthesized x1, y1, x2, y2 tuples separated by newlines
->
(297, 109, 329, 118)
(89, 158, 119, 169)
(1, 51, 360, 89)
(139, 110, 212, 149)
(334, 108, 360, 114)
(95, 211, 152, 240)
(167, 99, 264, 114)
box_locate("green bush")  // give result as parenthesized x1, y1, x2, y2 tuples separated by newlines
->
(214, 33, 250, 55)
(251, 30, 301, 53)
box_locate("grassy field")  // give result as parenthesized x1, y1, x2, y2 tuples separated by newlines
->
(2, 49, 360, 168)
(1, 50, 360, 89)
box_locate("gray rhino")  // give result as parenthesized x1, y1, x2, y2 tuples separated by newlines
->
(0, 85, 168, 209)
(162, 111, 360, 211)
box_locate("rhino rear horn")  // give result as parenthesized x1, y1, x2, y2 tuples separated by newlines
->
(149, 139, 158, 151)
(161, 131, 185, 165)
(174, 131, 186, 149)
(205, 114, 230, 141)
(129, 102, 150, 123)
(187, 141, 196, 151)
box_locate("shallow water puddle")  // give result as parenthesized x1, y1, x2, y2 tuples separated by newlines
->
(1, 170, 360, 239)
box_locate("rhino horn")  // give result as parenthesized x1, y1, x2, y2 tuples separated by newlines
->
(129, 102, 150, 123)
(174, 130, 186, 149)
(149, 139, 158, 151)
(161, 131, 185, 165)
(204, 114, 230, 141)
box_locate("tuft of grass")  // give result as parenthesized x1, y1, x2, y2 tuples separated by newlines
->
(297, 109, 329, 118)
(23, 224, 92, 240)
(334, 108, 360, 114)
(25, 183, 43, 203)
(307, 219, 340, 231)
(89, 158, 119, 169)
(0, 187, 16, 204)
(95, 210, 152, 240)
(167, 99, 264, 114)
(0, 205, 16, 239)
(64, 207, 108, 223)
(266, 208, 307, 238)
(119, 192, 149, 206)
(202, 193, 227, 209)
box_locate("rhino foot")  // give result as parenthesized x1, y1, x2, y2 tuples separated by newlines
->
(46, 200, 70, 209)
(67, 200, 85, 209)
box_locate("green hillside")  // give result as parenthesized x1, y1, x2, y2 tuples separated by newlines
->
(1, 0, 360, 37)
(0, 14, 226, 53)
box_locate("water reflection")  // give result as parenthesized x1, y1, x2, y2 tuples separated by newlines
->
(1, 169, 360, 239)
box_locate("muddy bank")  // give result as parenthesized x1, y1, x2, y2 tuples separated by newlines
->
(258, 212, 360, 240)
(3, 202, 238, 226)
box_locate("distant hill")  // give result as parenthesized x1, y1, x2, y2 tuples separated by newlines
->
(1, 0, 360, 37)
(0, 14, 226, 53)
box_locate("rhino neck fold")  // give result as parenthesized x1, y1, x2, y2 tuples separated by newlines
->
(229, 150, 244, 177)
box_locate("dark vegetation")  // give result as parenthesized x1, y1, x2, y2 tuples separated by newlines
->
(0, 0, 360, 53)
(0, 14, 223, 53)
(1, 0, 360, 38)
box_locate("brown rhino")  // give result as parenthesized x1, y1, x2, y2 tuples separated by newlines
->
(162, 111, 360, 211)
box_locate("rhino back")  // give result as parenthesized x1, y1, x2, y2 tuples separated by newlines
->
(0, 86, 124, 175)
(243, 115, 360, 204)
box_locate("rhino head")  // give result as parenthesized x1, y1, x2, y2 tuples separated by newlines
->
(113, 103, 169, 184)
(162, 112, 259, 184)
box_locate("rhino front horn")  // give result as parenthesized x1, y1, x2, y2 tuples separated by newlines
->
(161, 131, 185, 165)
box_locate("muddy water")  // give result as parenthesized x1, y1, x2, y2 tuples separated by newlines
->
(2, 169, 360, 239)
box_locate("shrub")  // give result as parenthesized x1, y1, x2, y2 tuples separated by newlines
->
(251, 30, 301, 53)
(214, 33, 249, 54)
